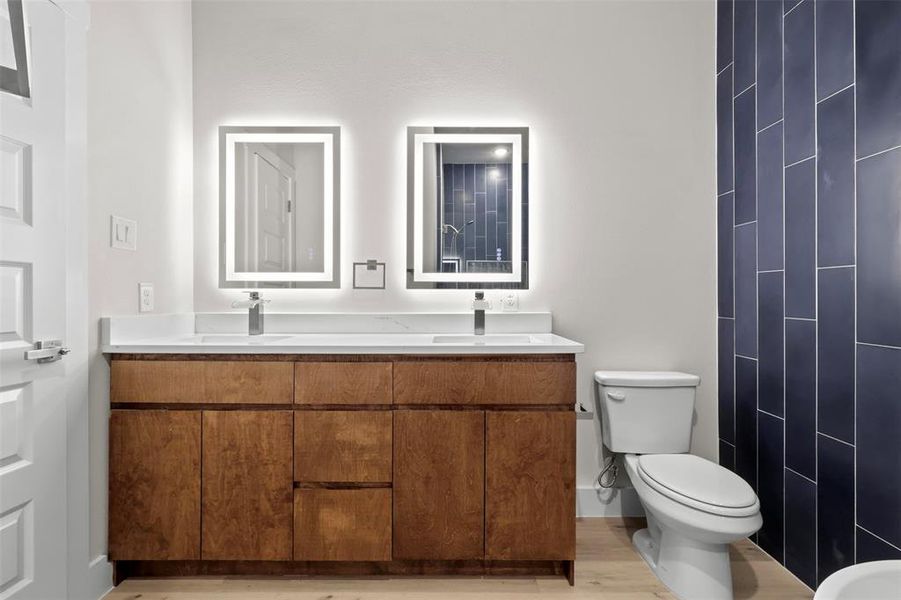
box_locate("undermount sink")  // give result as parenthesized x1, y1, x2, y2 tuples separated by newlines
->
(431, 334, 535, 345)
(197, 334, 292, 344)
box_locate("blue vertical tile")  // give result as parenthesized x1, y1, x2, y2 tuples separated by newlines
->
(816, 0, 854, 101)
(857, 147, 901, 347)
(735, 223, 758, 357)
(817, 267, 855, 443)
(453, 190, 465, 230)
(474, 193, 486, 238)
(718, 192, 734, 317)
(785, 159, 817, 318)
(718, 66, 735, 194)
(856, 0, 901, 158)
(736, 357, 758, 490)
(785, 469, 817, 588)
(734, 88, 757, 224)
(717, 0, 734, 72)
(734, 0, 756, 93)
(497, 187, 508, 222)
(757, 0, 784, 129)
(720, 440, 736, 472)
(857, 528, 901, 562)
(497, 222, 508, 261)
(475, 164, 486, 193)
(719, 318, 735, 444)
(486, 211, 497, 258)
(757, 412, 785, 561)
(857, 344, 901, 549)
(758, 122, 784, 271)
(817, 435, 855, 584)
(785, 319, 817, 480)
(784, 0, 816, 165)
(817, 87, 856, 267)
(464, 164, 474, 197)
(452, 164, 464, 189)
(758, 272, 785, 416)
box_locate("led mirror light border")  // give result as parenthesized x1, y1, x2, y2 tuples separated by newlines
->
(412, 132, 523, 283)
(223, 131, 335, 283)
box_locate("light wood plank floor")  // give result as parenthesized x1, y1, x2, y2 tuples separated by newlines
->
(104, 518, 813, 599)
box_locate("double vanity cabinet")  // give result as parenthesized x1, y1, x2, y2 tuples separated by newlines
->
(108, 353, 577, 583)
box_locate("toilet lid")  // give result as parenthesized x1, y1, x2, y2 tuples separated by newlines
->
(637, 454, 759, 517)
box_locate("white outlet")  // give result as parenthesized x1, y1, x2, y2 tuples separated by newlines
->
(111, 215, 137, 251)
(501, 293, 519, 312)
(138, 282, 154, 312)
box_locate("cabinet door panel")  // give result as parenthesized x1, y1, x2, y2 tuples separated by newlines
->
(486, 411, 575, 559)
(294, 488, 391, 560)
(393, 410, 484, 559)
(109, 410, 201, 560)
(295, 411, 392, 482)
(202, 410, 293, 560)
(111, 360, 294, 404)
(394, 361, 575, 405)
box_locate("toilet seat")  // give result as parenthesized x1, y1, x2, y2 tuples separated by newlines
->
(637, 454, 759, 518)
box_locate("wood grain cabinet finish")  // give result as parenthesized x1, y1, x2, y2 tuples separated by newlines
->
(486, 411, 576, 560)
(109, 410, 201, 560)
(393, 410, 485, 560)
(294, 488, 392, 561)
(201, 411, 294, 560)
(294, 411, 392, 482)
(393, 360, 575, 405)
(295, 362, 392, 405)
(111, 360, 293, 404)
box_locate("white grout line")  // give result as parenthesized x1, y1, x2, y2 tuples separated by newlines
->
(759, 408, 785, 421)
(786, 466, 817, 485)
(856, 143, 901, 163)
(758, 118, 784, 135)
(785, 0, 807, 19)
(721, 439, 736, 447)
(718, 189, 736, 197)
(718, 61, 735, 77)
(852, 0, 859, 566)
(812, 0, 821, 579)
(759, 268, 784, 274)
(857, 526, 901, 553)
(817, 82, 855, 105)
(735, 82, 756, 100)
(781, 0, 789, 564)
(736, 220, 758, 227)
(857, 340, 901, 351)
(786, 154, 815, 169)
(817, 430, 855, 449)
(786, 316, 816, 322)
(737, 354, 759, 361)
(817, 264, 856, 270)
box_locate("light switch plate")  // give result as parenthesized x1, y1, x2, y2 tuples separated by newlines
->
(111, 215, 137, 251)
(138, 282, 154, 312)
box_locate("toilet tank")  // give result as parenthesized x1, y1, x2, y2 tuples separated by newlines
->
(594, 371, 700, 454)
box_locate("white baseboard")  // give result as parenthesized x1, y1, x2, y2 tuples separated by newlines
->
(576, 486, 645, 518)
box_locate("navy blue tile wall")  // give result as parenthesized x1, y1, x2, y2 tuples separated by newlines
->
(717, 0, 901, 587)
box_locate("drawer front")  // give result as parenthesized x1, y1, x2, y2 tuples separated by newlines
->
(294, 411, 392, 483)
(295, 362, 392, 405)
(394, 360, 575, 405)
(111, 360, 294, 404)
(294, 488, 392, 561)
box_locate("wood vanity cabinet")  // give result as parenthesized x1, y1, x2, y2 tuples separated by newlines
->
(108, 355, 576, 584)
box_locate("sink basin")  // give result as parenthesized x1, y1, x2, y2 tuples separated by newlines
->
(431, 334, 535, 345)
(197, 334, 292, 344)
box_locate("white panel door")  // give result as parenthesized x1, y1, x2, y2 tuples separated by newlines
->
(0, 1, 69, 598)
(248, 144, 294, 272)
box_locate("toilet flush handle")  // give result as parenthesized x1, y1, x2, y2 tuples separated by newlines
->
(606, 390, 626, 401)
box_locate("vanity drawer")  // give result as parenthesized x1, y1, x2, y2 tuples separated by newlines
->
(294, 488, 392, 561)
(294, 411, 392, 482)
(294, 362, 393, 405)
(393, 360, 575, 405)
(110, 360, 294, 404)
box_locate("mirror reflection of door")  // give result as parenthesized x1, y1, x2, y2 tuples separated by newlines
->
(236, 143, 295, 273)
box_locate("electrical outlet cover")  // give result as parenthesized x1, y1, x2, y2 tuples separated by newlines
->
(138, 282, 154, 312)
(501, 293, 519, 312)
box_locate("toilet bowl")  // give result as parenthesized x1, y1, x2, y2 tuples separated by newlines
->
(594, 370, 762, 600)
(624, 453, 761, 600)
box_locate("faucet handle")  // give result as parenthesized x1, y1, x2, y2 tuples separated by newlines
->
(473, 291, 491, 310)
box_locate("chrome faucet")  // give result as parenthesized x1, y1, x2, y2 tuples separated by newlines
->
(473, 291, 490, 335)
(231, 291, 269, 335)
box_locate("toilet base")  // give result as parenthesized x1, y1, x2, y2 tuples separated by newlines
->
(633, 525, 734, 600)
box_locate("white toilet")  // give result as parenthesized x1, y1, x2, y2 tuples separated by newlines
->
(595, 371, 762, 600)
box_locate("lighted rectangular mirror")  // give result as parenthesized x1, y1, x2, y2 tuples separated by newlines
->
(219, 126, 340, 288)
(407, 126, 528, 289)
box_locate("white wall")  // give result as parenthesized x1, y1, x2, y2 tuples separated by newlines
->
(192, 0, 717, 513)
(86, 0, 194, 559)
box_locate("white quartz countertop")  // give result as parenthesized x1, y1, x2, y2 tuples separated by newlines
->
(100, 313, 584, 355)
